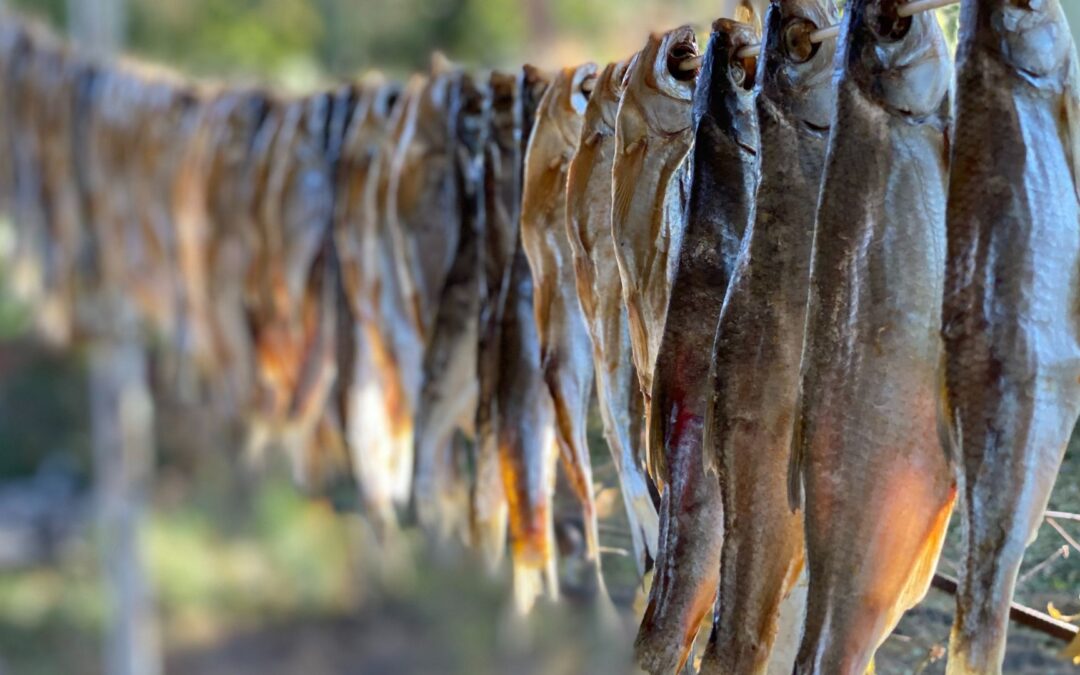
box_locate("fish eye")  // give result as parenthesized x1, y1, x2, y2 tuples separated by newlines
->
(730, 62, 746, 87)
(869, 0, 913, 42)
(730, 55, 756, 90)
(783, 17, 820, 64)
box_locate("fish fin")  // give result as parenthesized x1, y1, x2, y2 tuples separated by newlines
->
(701, 365, 720, 478)
(935, 355, 960, 467)
(646, 376, 669, 486)
(787, 388, 806, 512)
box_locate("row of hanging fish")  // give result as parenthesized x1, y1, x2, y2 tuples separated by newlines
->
(2, 0, 1079, 673)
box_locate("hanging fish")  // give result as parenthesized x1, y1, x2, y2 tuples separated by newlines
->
(471, 70, 519, 569)
(413, 72, 487, 542)
(635, 16, 756, 675)
(566, 59, 659, 577)
(789, 0, 955, 672)
(520, 62, 608, 596)
(943, 1, 1080, 672)
(699, 1, 836, 673)
(498, 65, 561, 613)
(611, 26, 698, 477)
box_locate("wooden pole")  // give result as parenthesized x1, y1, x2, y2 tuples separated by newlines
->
(67, 1, 161, 674)
(89, 310, 162, 675)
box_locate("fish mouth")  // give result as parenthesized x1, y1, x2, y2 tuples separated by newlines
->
(665, 28, 700, 82)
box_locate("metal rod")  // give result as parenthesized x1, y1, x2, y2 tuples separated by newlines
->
(679, 0, 960, 69)
(931, 572, 1079, 643)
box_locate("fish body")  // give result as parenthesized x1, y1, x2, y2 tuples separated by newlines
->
(388, 65, 461, 344)
(790, 2, 955, 672)
(566, 59, 659, 576)
(612, 26, 697, 432)
(497, 66, 560, 613)
(635, 18, 753, 675)
(413, 73, 488, 541)
(698, 2, 836, 673)
(943, 2, 1080, 672)
(472, 71, 519, 569)
(520, 63, 606, 586)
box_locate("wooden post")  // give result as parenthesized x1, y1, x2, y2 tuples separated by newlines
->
(89, 309, 162, 675)
(68, 1, 162, 674)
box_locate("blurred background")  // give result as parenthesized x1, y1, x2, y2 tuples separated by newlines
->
(1, 1, 1080, 674)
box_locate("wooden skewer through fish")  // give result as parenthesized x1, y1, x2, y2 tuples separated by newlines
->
(678, 0, 960, 68)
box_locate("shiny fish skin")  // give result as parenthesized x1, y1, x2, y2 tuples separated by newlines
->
(471, 71, 519, 570)
(634, 18, 754, 675)
(497, 66, 560, 613)
(566, 59, 659, 577)
(413, 73, 487, 542)
(612, 26, 697, 463)
(790, 1, 955, 673)
(520, 63, 606, 590)
(942, 1, 1080, 672)
(699, 2, 836, 673)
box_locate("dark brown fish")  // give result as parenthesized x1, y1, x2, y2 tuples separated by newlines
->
(498, 65, 560, 613)
(635, 17, 756, 675)
(789, 1, 955, 672)
(698, 2, 836, 673)
(413, 72, 487, 541)
(520, 63, 607, 591)
(612, 26, 698, 456)
(943, 1, 1080, 672)
(566, 59, 659, 576)
(472, 70, 518, 568)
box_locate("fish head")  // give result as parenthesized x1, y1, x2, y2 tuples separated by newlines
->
(453, 72, 488, 157)
(759, 0, 839, 131)
(584, 59, 630, 136)
(970, 0, 1074, 83)
(541, 63, 598, 150)
(694, 18, 760, 156)
(842, 0, 951, 118)
(519, 64, 552, 128)
(624, 26, 699, 140)
(488, 71, 519, 151)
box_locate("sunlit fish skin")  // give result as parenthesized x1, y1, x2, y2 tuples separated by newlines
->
(413, 73, 487, 542)
(612, 25, 698, 443)
(634, 18, 755, 675)
(566, 59, 659, 577)
(942, 1, 1080, 672)
(471, 71, 518, 570)
(521, 63, 608, 592)
(498, 65, 560, 613)
(698, 2, 836, 673)
(789, 1, 955, 673)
